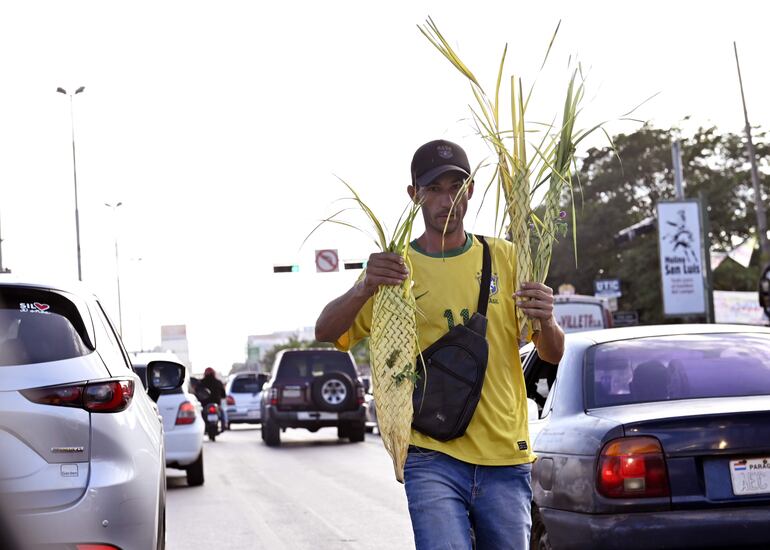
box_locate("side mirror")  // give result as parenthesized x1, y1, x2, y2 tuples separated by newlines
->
(146, 360, 185, 402)
(526, 397, 540, 421)
(760, 263, 770, 319)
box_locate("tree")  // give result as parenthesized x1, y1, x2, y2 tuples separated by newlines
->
(546, 124, 768, 324)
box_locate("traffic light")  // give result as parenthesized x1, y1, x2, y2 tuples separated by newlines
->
(273, 265, 299, 273)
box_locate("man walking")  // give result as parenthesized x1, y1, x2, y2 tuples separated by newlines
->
(315, 139, 564, 549)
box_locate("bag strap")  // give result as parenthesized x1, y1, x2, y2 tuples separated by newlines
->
(475, 235, 492, 316)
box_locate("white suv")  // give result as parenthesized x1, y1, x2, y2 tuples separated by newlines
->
(131, 352, 206, 486)
(0, 276, 184, 549)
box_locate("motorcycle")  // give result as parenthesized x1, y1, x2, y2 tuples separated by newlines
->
(193, 385, 223, 441)
(204, 401, 221, 441)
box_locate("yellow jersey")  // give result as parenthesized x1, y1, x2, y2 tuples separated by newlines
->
(336, 234, 535, 466)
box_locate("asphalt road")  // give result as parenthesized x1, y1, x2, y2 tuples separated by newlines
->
(166, 425, 414, 549)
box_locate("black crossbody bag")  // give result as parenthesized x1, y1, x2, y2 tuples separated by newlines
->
(411, 235, 491, 441)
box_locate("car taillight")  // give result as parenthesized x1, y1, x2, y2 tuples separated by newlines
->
(22, 380, 134, 413)
(356, 385, 365, 406)
(597, 436, 670, 498)
(21, 384, 83, 408)
(269, 387, 278, 406)
(176, 401, 197, 425)
(84, 380, 134, 412)
(76, 545, 121, 550)
(226, 395, 235, 406)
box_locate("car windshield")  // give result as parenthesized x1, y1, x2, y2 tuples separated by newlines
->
(0, 288, 91, 366)
(231, 376, 264, 393)
(585, 333, 770, 408)
(276, 350, 356, 379)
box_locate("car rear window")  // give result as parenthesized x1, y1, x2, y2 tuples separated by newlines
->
(586, 333, 770, 408)
(0, 287, 92, 366)
(231, 375, 265, 393)
(276, 350, 356, 380)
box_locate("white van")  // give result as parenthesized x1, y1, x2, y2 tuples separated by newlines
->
(553, 294, 613, 333)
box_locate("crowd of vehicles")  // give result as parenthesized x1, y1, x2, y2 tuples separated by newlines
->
(4, 271, 770, 548)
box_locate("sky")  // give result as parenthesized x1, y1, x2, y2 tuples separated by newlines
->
(1, 1, 768, 374)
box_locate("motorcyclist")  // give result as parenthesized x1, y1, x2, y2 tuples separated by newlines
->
(199, 367, 228, 430)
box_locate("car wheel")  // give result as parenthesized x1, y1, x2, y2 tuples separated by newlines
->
(348, 421, 365, 443)
(311, 371, 354, 412)
(530, 505, 552, 550)
(186, 452, 204, 486)
(264, 418, 281, 447)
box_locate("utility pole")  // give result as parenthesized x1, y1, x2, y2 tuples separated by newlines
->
(734, 42, 769, 265)
(105, 202, 124, 336)
(671, 140, 685, 199)
(56, 86, 86, 280)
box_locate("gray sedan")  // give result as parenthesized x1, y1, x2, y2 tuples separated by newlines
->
(523, 324, 770, 550)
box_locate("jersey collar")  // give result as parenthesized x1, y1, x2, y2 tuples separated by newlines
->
(410, 232, 473, 258)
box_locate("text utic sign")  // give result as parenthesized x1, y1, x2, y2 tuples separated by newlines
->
(657, 200, 707, 316)
(594, 278, 621, 298)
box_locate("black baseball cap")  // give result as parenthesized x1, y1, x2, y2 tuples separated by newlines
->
(410, 139, 471, 187)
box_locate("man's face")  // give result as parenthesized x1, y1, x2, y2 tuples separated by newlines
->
(411, 171, 473, 236)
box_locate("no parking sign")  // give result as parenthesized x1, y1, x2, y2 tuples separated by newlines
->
(315, 249, 339, 273)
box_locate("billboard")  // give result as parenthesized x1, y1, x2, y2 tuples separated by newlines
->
(713, 290, 767, 325)
(161, 324, 187, 341)
(657, 201, 707, 316)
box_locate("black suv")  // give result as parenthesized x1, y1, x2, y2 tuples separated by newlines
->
(260, 348, 367, 446)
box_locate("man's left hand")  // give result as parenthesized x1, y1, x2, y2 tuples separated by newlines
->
(515, 282, 556, 325)
(516, 282, 564, 363)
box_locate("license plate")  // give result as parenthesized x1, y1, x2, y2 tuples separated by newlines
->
(730, 457, 770, 496)
(283, 388, 301, 398)
(297, 411, 337, 420)
(247, 410, 259, 418)
(207, 414, 219, 422)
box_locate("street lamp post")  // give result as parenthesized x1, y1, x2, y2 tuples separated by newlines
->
(56, 86, 86, 280)
(105, 202, 123, 337)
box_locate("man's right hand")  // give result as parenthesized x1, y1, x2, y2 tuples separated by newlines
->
(360, 252, 409, 297)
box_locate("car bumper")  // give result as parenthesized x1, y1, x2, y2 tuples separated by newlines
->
(165, 422, 204, 468)
(265, 405, 366, 428)
(541, 505, 770, 549)
(11, 455, 161, 549)
(227, 406, 261, 423)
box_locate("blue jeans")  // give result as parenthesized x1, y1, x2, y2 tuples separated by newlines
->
(404, 447, 532, 550)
